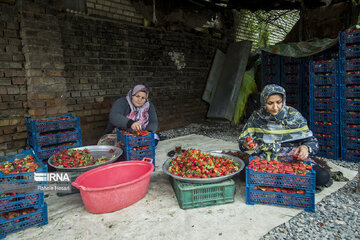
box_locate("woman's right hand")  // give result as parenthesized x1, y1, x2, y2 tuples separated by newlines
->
(131, 122, 142, 132)
(243, 136, 258, 151)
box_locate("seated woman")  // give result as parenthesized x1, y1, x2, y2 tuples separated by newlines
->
(102, 84, 159, 145)
(238, 84, 332, 187)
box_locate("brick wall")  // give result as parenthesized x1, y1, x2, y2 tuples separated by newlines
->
(86, 0, 143, 24)
(0, 0, 228, 155)
(0, 3, 27, 155)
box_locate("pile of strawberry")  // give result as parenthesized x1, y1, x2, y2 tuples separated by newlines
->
(248, 157, 312, 175)
(50, 149, 115, 168)
(121, 130, 150, 137)
(253, 186, 306, 195)
(0, 155, 39, 175)
(168, 149, 240, 178)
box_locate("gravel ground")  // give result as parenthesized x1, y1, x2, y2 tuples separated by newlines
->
(159, 121, 360, 240)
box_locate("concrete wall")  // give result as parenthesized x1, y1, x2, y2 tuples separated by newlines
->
(0, 0, 228, 156)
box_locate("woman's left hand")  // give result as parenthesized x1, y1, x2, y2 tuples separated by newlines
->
(293, 145, 309, 160)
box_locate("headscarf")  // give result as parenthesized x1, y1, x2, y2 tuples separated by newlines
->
(239, 84, 313, 160)
(126, 84, 150, 129)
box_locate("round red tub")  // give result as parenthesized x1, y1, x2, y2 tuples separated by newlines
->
(72, 158, 154, 214)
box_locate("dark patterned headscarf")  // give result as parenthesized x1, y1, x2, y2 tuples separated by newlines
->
(239, 84, 313, 160)
(126, 84, 150, 128)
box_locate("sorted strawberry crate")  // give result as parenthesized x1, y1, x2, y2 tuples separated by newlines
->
(116, 129, 155, 148)
(341, 73, 360, 85)
(340, 29, 360, 44)
(123, 147, 155, 162)
(341, 85, 360, 98)
(311, 112, 340, 123)
(341, 98, 360, 111)
(310, 74, 337, 85)
(318, 145, 340, 160)
(0, 203, 48, 239)
(341, 45, 360, 58)
(170, 178, 235, 209)
(0, 191, 44, 214)
(246, 185, 315, 212)
(341, 149, 360, 162)
(25, 113, 80, 134)
(341, 59, 360, 72)
(0, 149, 47, 191)
(341, 112, 360, 124)
(310, 59, 338, 73)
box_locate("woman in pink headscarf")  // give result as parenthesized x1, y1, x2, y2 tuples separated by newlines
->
(102, 84, 159, 144)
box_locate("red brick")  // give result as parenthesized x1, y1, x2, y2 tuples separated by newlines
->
(3, 128, 16, 134)
(29, 109, 46, 116)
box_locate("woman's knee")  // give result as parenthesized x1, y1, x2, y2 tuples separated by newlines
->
(313, 164, 331, 186)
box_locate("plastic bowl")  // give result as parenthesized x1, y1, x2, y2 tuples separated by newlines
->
(72, 158, 154, 214)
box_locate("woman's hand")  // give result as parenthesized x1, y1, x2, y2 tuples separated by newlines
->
(293, 145, 309, 160)
(243, 137, 258, 151)
(131, 122, 143, 132)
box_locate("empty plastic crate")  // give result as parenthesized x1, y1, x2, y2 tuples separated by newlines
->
(0, 203, 48, 239)
(0, 191, 44, 213)
(246, 185, 315, 212)
(170, 178, 235, 209)
(0, 149, 47, 190)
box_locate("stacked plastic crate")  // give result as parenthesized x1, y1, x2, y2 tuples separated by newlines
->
(0, 150, 48, 238)
(245, 155, 316, 212)
(281, 56, 303, 111)
(116, 129, 155, 167)
(261, 51, 282, 88)
(25, 113, 82, 164)
(309, 59, 340, 160)
(339, 29, 360, 162)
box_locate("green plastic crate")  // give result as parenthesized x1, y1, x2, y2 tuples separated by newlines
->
(170, 178, 235, 209)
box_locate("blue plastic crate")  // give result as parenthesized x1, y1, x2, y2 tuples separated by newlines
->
(310, 59, 338, 73)
(310, 73, 337, 85)
(341, 59, 360, 72)
(28, 129, 82, 152)
(318, 146, 340, 160)
(310, 123, 339, 135)
(245, 167, 315, 190)
(341, 85, 360, 98)
(261, 51, 281, 65)
(340, 73, 360, 85)
(311, 112, 340, 123)
(283, 64, 302, 74)
(310, 86, 339, 98)
(263, 64, 280, 75)
(0, 149, 47, 190)
(0, 191, 44, 214)
(282, 74, 301, 84)
(34, 141, 82, 161)
(310, 98, 339, 110)
(0, 203, 48, 239)
(25, 113, 80, 134)
(116, 129, 155, 148)
(341, 112, 360, 124)
(282, 56, 302, 65)
(316, 136, 338, 146)
(339, 30, 360, 44)
(341, 150, 360, 162)
(262, 75, 281, 89)
(341, 139, 360, 150)
(123, 148, 155, 162)
(340, 98, 360, 111)
(341, 126, 360, 137)
(246, 185, 315, 212)
(341, 45, 360, 58)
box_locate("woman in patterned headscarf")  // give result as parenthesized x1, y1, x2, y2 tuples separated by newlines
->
(239, 84, 331, 187)
(102, 84, 159, 144)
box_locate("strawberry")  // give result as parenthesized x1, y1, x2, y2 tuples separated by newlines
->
(246, 136, 253, 142)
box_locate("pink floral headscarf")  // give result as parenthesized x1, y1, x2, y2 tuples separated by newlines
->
(126, 84, 150, 129)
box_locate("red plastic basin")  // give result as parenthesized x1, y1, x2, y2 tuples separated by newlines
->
(72, 158, 154, 214)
